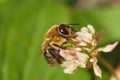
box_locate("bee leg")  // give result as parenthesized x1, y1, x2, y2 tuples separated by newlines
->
(49, 42, 62, 50)
(52, 43, 67, 49)
(52, 44, 63, 48)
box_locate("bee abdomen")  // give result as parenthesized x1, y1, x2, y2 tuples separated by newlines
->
(44, 48, 64, 67)
(44, 50, 59, 66)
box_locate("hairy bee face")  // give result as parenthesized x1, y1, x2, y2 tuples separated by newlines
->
(41, 24, 76, 67)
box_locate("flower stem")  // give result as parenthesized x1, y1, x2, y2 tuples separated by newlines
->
(98, 56, 118, 80)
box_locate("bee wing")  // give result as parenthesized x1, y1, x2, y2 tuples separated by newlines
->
(34, 39, 51, 62)
(33, 48, 43, 64)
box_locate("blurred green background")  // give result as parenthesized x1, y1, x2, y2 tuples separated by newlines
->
(0, 0, 120, 80)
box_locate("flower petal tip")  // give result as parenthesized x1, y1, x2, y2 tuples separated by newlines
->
(103, 41, 118, 52)
(93, 63, 102, 78)
(87, 24, 95, 34)
(97, 41, 119, 53)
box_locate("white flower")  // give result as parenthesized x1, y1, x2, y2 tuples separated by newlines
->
(60, 49, 89, 74)
(76, 31, 92, 43)
(87, 25, 95, 34)
(76, 25, 95, 43)
(61, 60, 79, 74)
(59, 24, 118, 78)
(75, 52, 89, 68)
(60, 49, 74, 60)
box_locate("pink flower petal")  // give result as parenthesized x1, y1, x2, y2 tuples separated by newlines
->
(64, 68, 74, 74)
(77, 41, 87, 46)
(76, 32, 92, 43)
(96, 31, 103, 43)
(75, 52, 89, 61)
(61, 61, 75, 74)
(91, 39, 97, 47)
(81, 27, 88, 32)
(97, 42, 118, 53)
(73, 47, 82, 52)
(75, 52, 89, 68)
(59, 49, 74, 60)
(61, 60, 80, 74)
(90, 57, 98, 64)
(59, 49, 69, 58)
(93, 63, 102, 78)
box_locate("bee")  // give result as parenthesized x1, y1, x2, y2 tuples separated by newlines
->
(41, 24, 76, 67)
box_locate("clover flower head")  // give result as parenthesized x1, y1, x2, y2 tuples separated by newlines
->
(60, 25, 118, 78)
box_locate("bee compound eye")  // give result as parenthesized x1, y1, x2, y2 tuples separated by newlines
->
(59, 24, 69, 35)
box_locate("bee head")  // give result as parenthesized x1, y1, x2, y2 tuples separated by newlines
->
(57, 24, 75, 38)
